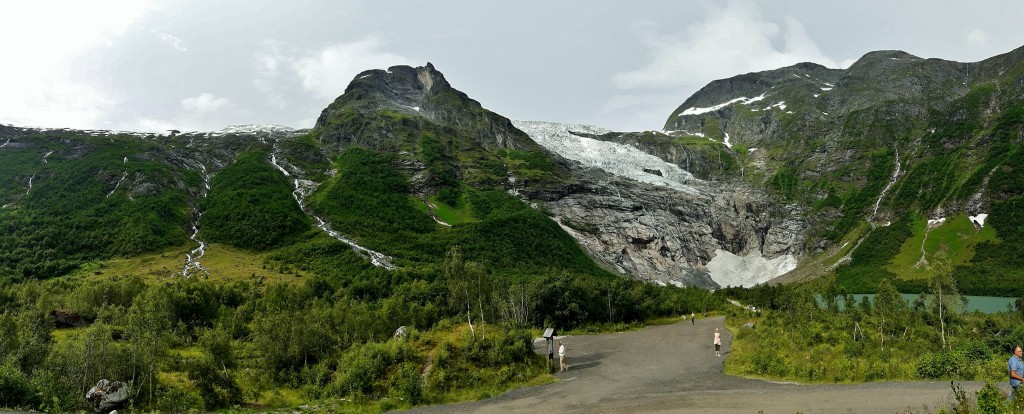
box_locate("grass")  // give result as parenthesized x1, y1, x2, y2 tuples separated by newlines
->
(427, 195, 478, 225)
(71, 242, 309, 285)
(772, 222, 869, 284)
(886, 214, 998, 280)
(51, 326, 88, 344)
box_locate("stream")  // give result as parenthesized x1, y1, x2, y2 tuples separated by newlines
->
(181, 163, 211, 278)
(269, 140, 395, 270)
(870, 146, 901, 226)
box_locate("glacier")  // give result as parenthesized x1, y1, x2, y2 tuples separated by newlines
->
(512, 120, 699, 193)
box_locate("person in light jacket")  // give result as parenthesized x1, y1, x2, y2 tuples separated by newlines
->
(558, 341, 567, 371)
(714, 328, 722, 357)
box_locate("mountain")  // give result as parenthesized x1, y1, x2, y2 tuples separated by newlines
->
(617, 46, 1024, 294)
(0, 64, 608, 285)
(2, 47, 1022, 295)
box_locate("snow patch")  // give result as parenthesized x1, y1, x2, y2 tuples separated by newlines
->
(970, 213, 988, 227)
(514, 121, 699, 193)
(214, 124, 295, 135)
(722, 132, 732, 149)
(820, 87, 833, 91)
(927, 217, 946, 228)
(679, 94, 766, 116)
(706, 249, 798, 288)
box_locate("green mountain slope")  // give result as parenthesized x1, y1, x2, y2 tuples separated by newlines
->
(665, 46, 1024, 293)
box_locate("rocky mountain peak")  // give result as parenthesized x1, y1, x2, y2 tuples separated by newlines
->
(315, 62, 537, 152)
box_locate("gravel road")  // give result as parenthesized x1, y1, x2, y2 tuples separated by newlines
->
(403, 317, 997, 413)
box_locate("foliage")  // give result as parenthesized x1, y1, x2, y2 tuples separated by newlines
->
(725, 282, 1013, 387)
(200, 149, 311, 251)
(0, 133, 190, 281)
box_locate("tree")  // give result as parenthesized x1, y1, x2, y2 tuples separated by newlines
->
(874, 278, 907, 350)
(465, 261, 492, 340)
(444, 246, 475, 338)
(928, 250, 965, 349)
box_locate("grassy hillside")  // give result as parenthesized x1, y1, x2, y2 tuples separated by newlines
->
(310, 147, 611, 277)
(0, 131, 191, 281)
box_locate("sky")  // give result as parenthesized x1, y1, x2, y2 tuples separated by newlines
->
(2, 0, 1023, 133)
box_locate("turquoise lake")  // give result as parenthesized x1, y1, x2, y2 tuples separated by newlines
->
(846, 294, 1016, 314)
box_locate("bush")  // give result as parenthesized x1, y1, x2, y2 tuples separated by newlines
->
(187, 357, 242, 409)
(915, 351, 972, 379)
(976, 382, 1008, 414)
(0, 361, 39, 408)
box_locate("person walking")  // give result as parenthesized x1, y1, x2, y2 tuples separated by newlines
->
(558, 341, 567, 372)
(714, 328, 722, 357)
(1010, 345, 1024, 400)
(691, 312, 695, 325)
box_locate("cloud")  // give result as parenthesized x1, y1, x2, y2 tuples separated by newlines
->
(612, 0, 836, 92)
(181, 93, 231, 112)
(0, 0, 151, 129)
(289, 37, 412, 99)
(966, 29, 988, 47)
(252, 36, 412, 118)
(157, 32, 188, 52)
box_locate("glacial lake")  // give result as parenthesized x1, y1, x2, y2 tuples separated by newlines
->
(844, 294, 1016, 314)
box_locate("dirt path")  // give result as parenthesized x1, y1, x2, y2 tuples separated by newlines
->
(404, 317, 997, 413)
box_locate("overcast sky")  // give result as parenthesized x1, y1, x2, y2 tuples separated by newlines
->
(2, 0, 1023, 133)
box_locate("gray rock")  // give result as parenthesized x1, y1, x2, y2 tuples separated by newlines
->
(542, 172, 805, 288)
(393, 325, 408, 340)
(85, 379, 128, 414)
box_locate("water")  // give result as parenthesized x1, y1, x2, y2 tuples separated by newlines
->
(843, 294, 1015, 314)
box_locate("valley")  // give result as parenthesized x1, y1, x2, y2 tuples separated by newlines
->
(0, 44, 1022, 413)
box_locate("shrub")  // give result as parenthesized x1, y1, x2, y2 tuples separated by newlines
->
(915, 350, 972, 379)
(0, 361, 39, 408)
(975, 382, 1008, 414)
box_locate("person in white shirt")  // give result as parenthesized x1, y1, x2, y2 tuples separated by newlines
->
(558, 341, 567, 371)
(714, 328, 722, 357)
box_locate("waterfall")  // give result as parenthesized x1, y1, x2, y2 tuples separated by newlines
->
(107, 171, 128, 198)
(25, 174, 35, 195)
(870, 146, 901, 226)
(269, 139, 395, 270)
(181, 163, 211, 278)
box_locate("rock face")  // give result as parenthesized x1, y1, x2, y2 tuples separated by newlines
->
(517, 122, 806, 288)
(538, 175, 805, 288)
(314, 63, 539, 153)
(85, 379, 128, 414)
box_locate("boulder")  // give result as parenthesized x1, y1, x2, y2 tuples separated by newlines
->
(85, 379, 129, 414)
(51, 309, 86, 328)
(393, 325, 408, 340)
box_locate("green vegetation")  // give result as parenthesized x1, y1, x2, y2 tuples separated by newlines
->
(200, 149, 311, 251)
(722, 280, 1014, 385)
(886, 214, 998, 280)
(311, 147, 608, 275)
(0, 132, 189, 281)
(0, 250, 724, 412)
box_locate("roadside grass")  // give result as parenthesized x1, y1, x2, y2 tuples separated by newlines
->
(887, 214, 998, 280)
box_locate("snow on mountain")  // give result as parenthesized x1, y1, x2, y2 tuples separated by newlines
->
(679, 93, 766, 116)
(214, 124, 296, 135)
(513, 120, 699, 193)
(706, 249, 798, 288)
